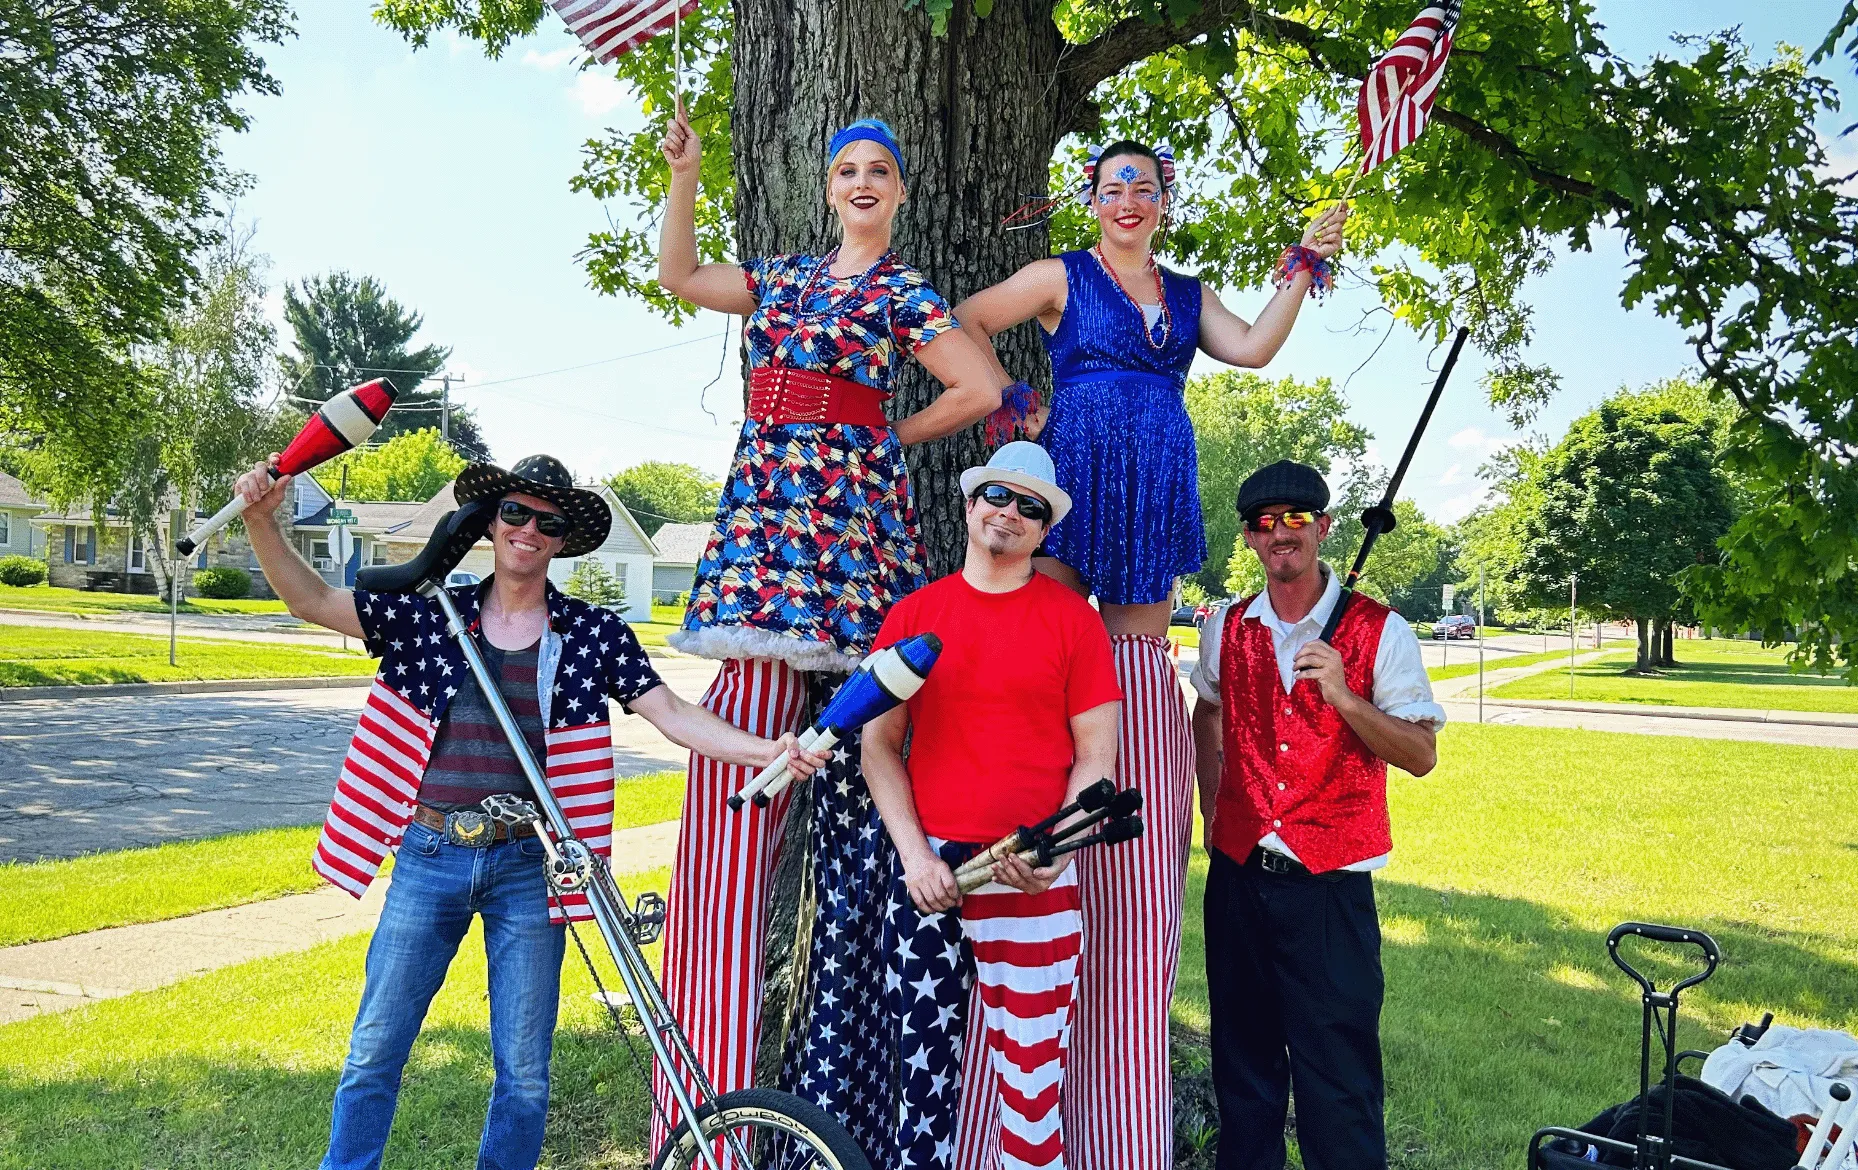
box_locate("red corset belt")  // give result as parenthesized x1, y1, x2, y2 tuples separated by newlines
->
(747, 367, 891, 428)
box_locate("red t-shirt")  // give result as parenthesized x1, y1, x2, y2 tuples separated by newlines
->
(872, 571, 1122, 843)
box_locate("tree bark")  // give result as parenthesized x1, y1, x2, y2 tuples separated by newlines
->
(1635, 616, 1652, 672)
(733, 0, 1067, 1087)
(730, 0, 1065, 579)
(1660, 619, 1676, 667)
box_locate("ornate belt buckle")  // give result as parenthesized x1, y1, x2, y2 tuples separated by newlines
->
(446, 810, 496, 848)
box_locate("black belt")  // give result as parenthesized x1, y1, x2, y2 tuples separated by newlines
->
(1249, 846, 1312, 877)
(413, 803, 535, 847)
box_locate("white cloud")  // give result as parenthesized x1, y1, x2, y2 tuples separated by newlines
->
(1448, 426, 1502, 453)
(1438, 462, 1466, 486)
(570, 71, 630, 117)
(521, 46, 583, 72)
(1817, 131, 1857, 198)
(1436, 488, 1491, 523)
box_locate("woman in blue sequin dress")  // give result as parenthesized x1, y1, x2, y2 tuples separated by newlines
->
(950, 141, 1348, 1170)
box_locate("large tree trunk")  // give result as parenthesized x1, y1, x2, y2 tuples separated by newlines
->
(731, 0, 1065, 578)
(1635, 616, 1652, 672)
(1659, 619, 1676, 667)
(733, 0, 1067, 1087)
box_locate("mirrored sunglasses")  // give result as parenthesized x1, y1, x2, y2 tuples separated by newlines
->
(1245, 509, 1322, 533)
(973, 482, 1051, 523)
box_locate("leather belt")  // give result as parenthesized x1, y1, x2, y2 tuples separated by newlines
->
(413, 802, 534, 847)
(747, 367, 890, 428)
(1250, 846, 1311, 877)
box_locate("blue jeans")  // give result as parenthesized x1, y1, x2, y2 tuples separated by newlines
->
(321, 821, 568, 1170)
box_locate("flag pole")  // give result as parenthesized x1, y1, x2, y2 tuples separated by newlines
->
(672, 0, 683, 104)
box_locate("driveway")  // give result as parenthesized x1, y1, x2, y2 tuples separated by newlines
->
(0, 656, 723, 864)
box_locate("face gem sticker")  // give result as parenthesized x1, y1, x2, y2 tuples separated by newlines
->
(1143, 191, 1161, 203)
(1097, 191, 1117, 205)
(1115, 163, 1143, 184)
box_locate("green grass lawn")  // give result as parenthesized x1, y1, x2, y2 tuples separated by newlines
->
(11, 725, 1858, 1168)
(1175, 723, 1858, 1168)
(0, 868, 671, 1170)
(0, 771, 688, 946)
(0, 583, 289, 615)
(0, 624, 377, 686)
(1490, 637, 1858, 713)
(1427, 641, 1633, 683)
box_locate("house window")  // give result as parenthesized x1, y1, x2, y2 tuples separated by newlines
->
(368, 541, 389, 567)
(612, 561, 628, 591)
(0, 512, 9, 547)
(65, 525, 94, 565)
(311, 539, 333, 570)
(129, 532, 146, 572)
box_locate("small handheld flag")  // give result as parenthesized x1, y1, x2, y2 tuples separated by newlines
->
(1356, 1, 1462, 177)
(176, 378, 398, 556)
(552, 0, 698, 87)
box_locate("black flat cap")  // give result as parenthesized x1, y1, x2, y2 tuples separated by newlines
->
(1235, 460, 1330, 519)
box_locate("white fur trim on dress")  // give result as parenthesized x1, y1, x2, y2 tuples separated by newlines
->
(666, 625, 858, 674)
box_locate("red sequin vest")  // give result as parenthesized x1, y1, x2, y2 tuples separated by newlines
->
(1213, 591, 1393, 873)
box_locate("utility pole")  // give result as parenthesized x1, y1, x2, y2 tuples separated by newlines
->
(1477, 564, 1486, 724)
(437, 372, 460, 446)
(1569, 573, 1578, 700)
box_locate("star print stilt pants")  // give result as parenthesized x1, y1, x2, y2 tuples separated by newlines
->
(883, 840, 1082, 1170)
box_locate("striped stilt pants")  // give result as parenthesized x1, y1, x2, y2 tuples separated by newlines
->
(889, 845, 1082, 1170)
(652, 657, 808, 1151)
(954, 633, 1193, 1170)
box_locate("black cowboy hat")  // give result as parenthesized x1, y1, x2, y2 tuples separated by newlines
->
(453, 454, 611, 558)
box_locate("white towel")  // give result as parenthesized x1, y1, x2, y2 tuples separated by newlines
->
(1701, 1024, 1858, 1120)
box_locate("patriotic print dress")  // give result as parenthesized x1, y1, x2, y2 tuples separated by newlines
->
(669, 250, 956, 674)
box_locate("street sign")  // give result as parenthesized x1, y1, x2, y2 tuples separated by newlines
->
(1441, 583, 1455, 612)
(326, 508, 357, 526)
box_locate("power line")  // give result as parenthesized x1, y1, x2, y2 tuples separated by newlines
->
(465, 333, 729, 391)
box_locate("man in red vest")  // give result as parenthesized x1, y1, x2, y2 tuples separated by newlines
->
(1188, 460, 1443, 1170)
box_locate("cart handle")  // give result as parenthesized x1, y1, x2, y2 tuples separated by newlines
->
(1607, 922, 1720, 997)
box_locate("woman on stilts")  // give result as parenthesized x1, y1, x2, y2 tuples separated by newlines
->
(652, 104, 1005, 1156)
(951, 141, 1347, 1169)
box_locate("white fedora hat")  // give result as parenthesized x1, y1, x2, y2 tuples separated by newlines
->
(958, 441, 1073, 527)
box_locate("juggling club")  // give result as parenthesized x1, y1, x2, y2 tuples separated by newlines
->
(177, 378, 398, 556)
(955, 784, 1138, 879)
(956, 815, 1145, 895)
(954, 777, 1116, 878)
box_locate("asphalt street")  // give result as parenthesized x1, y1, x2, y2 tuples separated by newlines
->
(0, 656, 724, 864)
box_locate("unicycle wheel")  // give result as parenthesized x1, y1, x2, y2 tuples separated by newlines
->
(650, 1087, 871, 1170)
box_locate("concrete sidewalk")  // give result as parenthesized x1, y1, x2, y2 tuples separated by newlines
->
(0, 818, 680, 1025)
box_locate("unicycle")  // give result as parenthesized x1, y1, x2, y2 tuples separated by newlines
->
(358, 501, 872, 1170)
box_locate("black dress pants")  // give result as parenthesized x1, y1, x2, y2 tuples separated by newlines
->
(1204, 845, 1386, 1170)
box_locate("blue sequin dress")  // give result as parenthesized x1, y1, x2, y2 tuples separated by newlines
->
(1039, 249, 1207, 605)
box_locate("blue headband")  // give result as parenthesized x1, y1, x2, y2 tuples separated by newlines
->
(828, 119, 906, 184)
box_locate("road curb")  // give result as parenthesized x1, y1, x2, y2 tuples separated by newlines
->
(1476, 698, 1858, 729)
(0, 676, 377, 702)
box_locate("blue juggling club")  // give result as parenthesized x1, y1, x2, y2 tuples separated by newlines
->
(728, 632, 943, 811)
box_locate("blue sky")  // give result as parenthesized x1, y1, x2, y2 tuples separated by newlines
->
(219, 2, 1854, 524)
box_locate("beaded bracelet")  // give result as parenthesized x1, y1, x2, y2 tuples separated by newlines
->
(1274, 244, 1335, 299)
(983, 380, 1040, 447)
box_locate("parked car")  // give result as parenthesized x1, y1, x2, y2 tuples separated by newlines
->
(1170, 604, 1200, 627)
(1434, 614, 1476, 639)
(445, 570, 482, 589)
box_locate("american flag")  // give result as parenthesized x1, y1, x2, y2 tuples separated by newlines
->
(550, 0, 698, 64)
(1356, 0, 1462, 172)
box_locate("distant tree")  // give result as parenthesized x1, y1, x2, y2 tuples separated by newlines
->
(1370, 503, 1457, 622)
(312, 428, 467, 502)
(1186, 371, 1374, 598)
(278, 272, 490, 461)
(608, 461, 722, 536)
(564, 559, 627, 609)
(0, 0, 289, 509)
(1515, 400, 1732, 672)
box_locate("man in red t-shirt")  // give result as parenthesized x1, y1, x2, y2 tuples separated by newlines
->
(864, 441, 1122, 1170)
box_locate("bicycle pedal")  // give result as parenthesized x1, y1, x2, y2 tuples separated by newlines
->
(631, 891, 667, 945)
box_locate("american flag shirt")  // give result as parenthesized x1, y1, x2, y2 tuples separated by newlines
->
(309, 579, 663, 923)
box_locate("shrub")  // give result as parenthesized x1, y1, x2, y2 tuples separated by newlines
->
(0, 555, 47, 587)
(564, 559, 627, 608)
(194, 566, 252, 599)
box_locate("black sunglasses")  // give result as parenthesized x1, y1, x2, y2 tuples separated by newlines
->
(498, 499, 572, 539)
(972, 482, 1051, 523)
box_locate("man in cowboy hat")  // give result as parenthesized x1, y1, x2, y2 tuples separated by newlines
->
(232, 453, 826, 1170)
(860, 441, 1122, 1170)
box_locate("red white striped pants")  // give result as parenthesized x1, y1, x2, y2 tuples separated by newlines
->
(957, 634, 1193, 1170)
(652, 658, 808, 1151)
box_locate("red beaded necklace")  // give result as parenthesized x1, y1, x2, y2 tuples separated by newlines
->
(1092, 244, 1170, 349)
